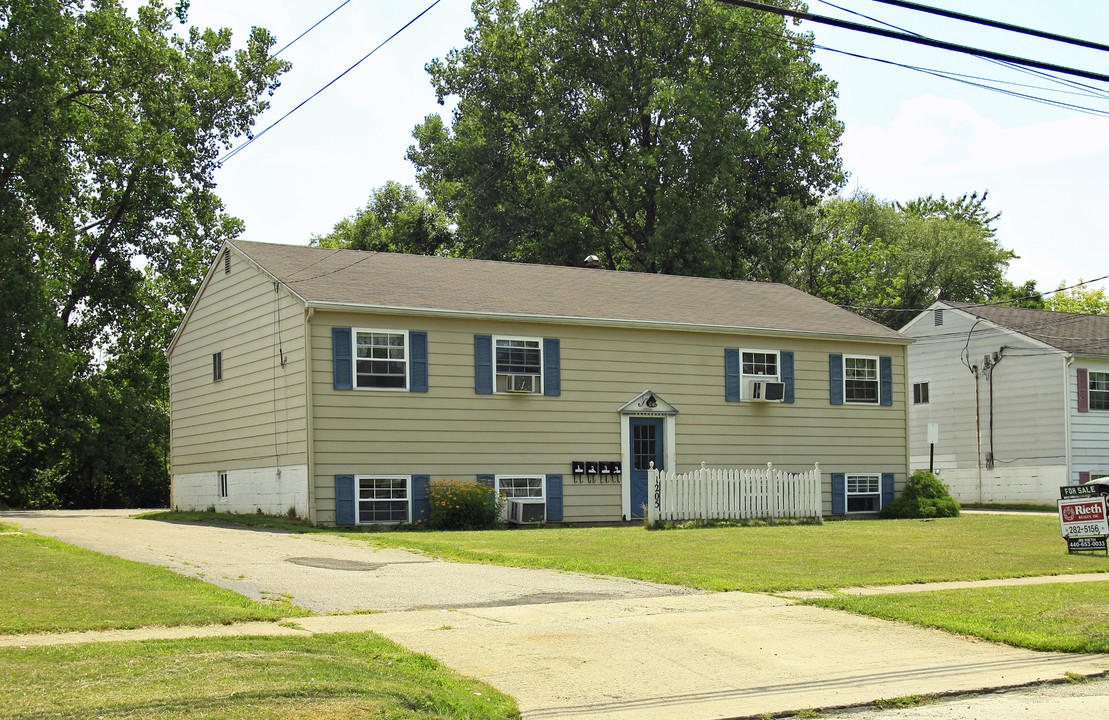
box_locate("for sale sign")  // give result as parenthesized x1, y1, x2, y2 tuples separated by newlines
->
(1058, 496, 1109, 538)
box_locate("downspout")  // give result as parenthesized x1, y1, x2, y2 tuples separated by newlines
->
(304, 307, 315, 524)
(1064, 353, 1075, 485)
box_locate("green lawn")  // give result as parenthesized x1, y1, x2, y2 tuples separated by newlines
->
(0, 634, 517, 720)
(0, 530, 309, 634)
(336, 514, 1107, 592)
(0, 528, 520, 719)
(807, 581, 1109, 653)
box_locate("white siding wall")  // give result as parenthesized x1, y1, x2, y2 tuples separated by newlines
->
(310, 310, 909, 524)
(1070, 357, 1109, 481)
(904, 307, 1069, 504)
(167, 250, 308, 512)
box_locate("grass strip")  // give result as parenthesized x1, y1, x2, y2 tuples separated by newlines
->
(805, 581, 1109, 653)
(0, 633, 518, 720)
(0, 531, 308, 635)
(337, 515, 1107, 592)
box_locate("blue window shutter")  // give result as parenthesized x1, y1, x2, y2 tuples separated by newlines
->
(546, 474, 563, 521)
(780, 351, 795, 403)
(724, 348, 741, 402)
(333, 328, 352, 390)
(474, 335, 493, 394)
(829, 354, 843, 405)
(543, 338, 561, 396)
(881, 473, 895, 508)
(831, 472, 846, 514)
(879, 356, 893, 406)
(409, 331, 428, 392)
(335, 475, 355, 525)
(411, 475, 431, 525)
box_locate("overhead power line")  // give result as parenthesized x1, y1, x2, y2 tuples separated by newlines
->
(869, 0, 1109, 53)
(712, 0, 1109, 84)
(272, 0, 353, 58)
(219, 0, 444, 166)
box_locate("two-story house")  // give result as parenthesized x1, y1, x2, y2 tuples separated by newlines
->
(167, 240, 912, 525)
(902, 301, 1109, 504)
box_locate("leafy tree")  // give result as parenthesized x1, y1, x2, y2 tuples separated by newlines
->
(312, 181, 455, 256)
(408, 0, 842, 277)
(797, 191, 1019, 328)
(0, 0, 288, 507)
(1045, 283, 1109, 315)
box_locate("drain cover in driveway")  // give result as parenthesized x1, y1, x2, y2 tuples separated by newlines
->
(285, 557, 384, 571)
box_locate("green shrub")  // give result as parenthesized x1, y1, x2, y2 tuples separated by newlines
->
(429, 479, 504, 530)
(881, 470, 960, 519)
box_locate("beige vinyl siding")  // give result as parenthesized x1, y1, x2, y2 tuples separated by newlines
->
(168, 256, 307, 477)
(311, 311, 908, 523)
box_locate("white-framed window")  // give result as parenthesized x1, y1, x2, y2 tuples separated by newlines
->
(356, 476, 410, 524)
(496, 475, 545, 520)
(354, 329, 408, 389)
(741, 349, 778, 397)
(844, 355, 879, 404)
(495, 336, 542, 394)
(218, 471, 228, 499)
(913, 382, 929, 404)
(846, 473, 881, 513)
(1089, 371, 1109, 410)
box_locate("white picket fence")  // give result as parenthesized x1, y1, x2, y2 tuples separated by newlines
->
(647, 462, 822, 524)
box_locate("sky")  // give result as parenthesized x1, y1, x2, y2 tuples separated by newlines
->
(180, 0, 1109, 294)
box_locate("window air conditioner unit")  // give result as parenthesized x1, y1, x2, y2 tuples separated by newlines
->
(504, 374, 538, 393)
(749, 380, 785, 401)
(506, 498, 546, 525)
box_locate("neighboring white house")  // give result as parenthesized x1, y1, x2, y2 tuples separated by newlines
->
(901, 301, 1109, 504)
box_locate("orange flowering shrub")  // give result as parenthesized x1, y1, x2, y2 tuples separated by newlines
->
(428, 479, 504, 530)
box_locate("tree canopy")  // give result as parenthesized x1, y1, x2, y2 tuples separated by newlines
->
(795, 191, 1025, 328)
(408, 0, 843, 278)
(312, 181, 455, 256)
(0, 0, 288, 508)
(1045, 284, 1109, 315)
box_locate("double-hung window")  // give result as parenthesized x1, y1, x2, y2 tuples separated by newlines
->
(846, 473, 881, 512)
(356, 476, 409, 523)
(495, 337, 542, 394)
(741, 350, 780, 400)
(1090, 372, 1109, 410)
(844, 356, 879, 404)
(354, 329, 408, 389)
(496, 475, 545, 521)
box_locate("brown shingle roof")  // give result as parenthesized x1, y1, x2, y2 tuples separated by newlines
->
(945, 301, 1109, 356)
(232, 240, 907, 342)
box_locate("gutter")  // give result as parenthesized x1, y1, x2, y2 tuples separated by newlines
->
(304, 306, 316, 525)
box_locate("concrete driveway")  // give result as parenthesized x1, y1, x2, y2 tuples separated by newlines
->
(4, 509, 1109, 720)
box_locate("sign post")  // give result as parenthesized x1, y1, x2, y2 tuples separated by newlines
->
(1058, 493, 1109, 554)
(927, 423, 938, 474)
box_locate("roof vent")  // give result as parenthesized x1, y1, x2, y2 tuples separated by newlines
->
(584, 254, 600, 268)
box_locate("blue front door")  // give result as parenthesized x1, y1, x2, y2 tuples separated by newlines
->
(629, 417, 664, 519)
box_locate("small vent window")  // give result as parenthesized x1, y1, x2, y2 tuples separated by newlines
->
(224, 251, 231, 274)
(933, 309, 943, 326)
(218, 472, 228, 499)
(213, 351, 223, 382)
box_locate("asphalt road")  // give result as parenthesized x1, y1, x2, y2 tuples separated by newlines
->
(4, 509, 1108, 720)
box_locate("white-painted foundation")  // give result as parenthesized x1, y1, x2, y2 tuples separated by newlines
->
(931, 465, 1067, 505)
(172, 465, 309, 518)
